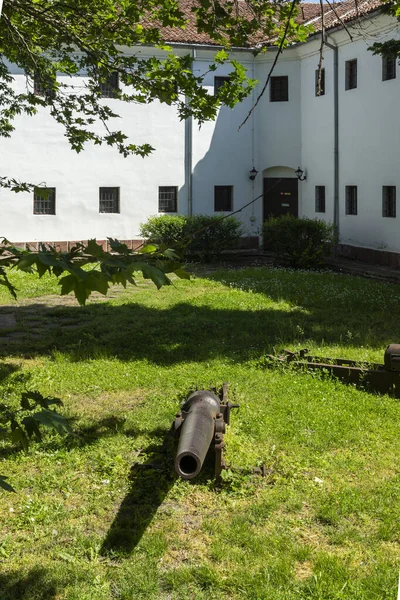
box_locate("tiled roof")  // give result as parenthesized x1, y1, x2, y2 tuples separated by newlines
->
(158, 0, 386, 47)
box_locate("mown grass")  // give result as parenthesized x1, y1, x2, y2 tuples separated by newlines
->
(0, 266, 400, 599)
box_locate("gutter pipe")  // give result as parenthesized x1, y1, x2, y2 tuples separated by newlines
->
(324, 35, 339, 235)
(185, 48, 195, 217)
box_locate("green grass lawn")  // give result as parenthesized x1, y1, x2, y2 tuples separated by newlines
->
(0, 266, 400, 599)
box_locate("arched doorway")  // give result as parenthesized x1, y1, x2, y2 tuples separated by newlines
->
(263, 166, 298, 220)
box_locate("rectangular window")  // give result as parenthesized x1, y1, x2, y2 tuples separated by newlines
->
(99, 187, 119, 213)
(33, 187, 56, 215)
(345, 59, 357, 90)
(315, 68, 325, 96)
(34, 72, 55, 99)
(214, 76, 230, 96)
(315, 186, 326, 212)
(214, 185, 233, 212)
(158, 186, 178, 212)
(382, 186, 396, 218)
(270, 76, 289, 102)
(382, 56, 396, 81)
(345, 186, 357, 215)
(99, 72, 119, 98)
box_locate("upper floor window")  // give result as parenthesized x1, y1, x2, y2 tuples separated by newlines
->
(345, 186, 357, 215)
(382, 186, 396, 218)
(382, 56, 396, 81)
(99, 72, 119, 98)
(315, 186, 326, 212)
(270, 76, 288, 102)
(34, 187, 56, 215)
(99, 187, 119, 213)
(345, 59, 357, 90)
(158, 186, 177, 212)
(34, 72, 56, 99)
(315, 68, 325, 96)
(214, 185, 233, 212)
(214, 76, 230, 96)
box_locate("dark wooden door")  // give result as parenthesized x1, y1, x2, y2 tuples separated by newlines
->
(263, 178, 298, 220)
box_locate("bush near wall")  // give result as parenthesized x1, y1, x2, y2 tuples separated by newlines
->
(140, 214, 243, 262)
(263, 215, 336, 269)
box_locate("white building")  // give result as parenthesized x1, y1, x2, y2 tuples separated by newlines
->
(1, 0, 400, 265)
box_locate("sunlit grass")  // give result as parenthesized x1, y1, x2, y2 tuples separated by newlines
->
(0, 265, 400, 598)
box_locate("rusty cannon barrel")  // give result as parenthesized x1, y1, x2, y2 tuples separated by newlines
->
(174, 390, 222, 480)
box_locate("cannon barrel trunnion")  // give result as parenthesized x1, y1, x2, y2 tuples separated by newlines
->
(174, 384, 239, 480)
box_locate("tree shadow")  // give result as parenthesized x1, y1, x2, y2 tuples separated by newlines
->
(0, 567, 60, 600)
(101, 427, 177, 558)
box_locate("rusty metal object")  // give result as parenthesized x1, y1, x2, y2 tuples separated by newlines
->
(174, 385, 239, 480)
(267, 346, 400, 396)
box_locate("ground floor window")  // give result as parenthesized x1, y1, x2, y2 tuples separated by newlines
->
(158, 186, 178, 212)
(345, 186, 357, 215)
(382, 186, 396, 218)
(99, 187, 120, 213)
(315, 186, 326, 212)
(214, 186, 233, 211)
(33, 187, 56, 215)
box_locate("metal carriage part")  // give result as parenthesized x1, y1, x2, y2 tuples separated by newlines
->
(174, 385, 239, 480)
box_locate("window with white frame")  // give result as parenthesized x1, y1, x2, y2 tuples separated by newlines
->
(99, 72, 119, 98)
(33, 187, 56, 215)
(158, 186, 177, 212)
(99, 187, 120, 213)
(345, 59, 357, 90)
(382, 56, 396, 81)
(315, 186, 326, 212)
(345, 186, 357, 215)
(214, 186, 233, 211)
(382, 186, 396, 218)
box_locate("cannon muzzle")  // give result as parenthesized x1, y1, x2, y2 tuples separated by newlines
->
(175, 390, 221, 479)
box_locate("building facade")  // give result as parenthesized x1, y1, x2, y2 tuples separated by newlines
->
(1, 1, 399, 261)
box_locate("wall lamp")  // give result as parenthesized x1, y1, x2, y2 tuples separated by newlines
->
(249, 167, 258, 181)
(295, 167, 307, 181)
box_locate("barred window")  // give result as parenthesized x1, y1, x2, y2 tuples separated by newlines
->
(99, 187, 119, 213)
(214, 186, 233, 212)
(33, 187, 56, 215)
(99, 72, 119, 98)
(270, 76, 288, 102)
(382, 186, 396, 218)
(315, 186, 326, 213)
(345, 59, 357, 90)
(315, 68, 325, 96)
(345, 186, 357, 215)
(382, 56, 396, 81)
(158, 186, 177, 212)
(34, 72, 56, 99)
(214, 76, 231, 96)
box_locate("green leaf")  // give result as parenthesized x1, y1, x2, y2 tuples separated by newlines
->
(86, 239, 106, 259)
(0, 475, 16, 493)
(139, 244, 158, 254)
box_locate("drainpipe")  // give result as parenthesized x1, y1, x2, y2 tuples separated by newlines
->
(185, 49, 195, 216)
(324, 35, 339, 237)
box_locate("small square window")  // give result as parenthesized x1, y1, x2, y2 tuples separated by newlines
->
(315, 186, 326, 212)
(345, 59, 357, 90)
(99, 72, 119, 98)
(99, 187, 119, 213)
(33, 187, 56, 215)
(214, 186, 233, 212)
(315, 68, 325, 96)
(345, 186, 357, 215)
(270, 76, 288, 102)
(214, 76, 231, 96)
(382, 56, 396, 81)
(34, 72, 56, 99)
(382, 186, 396, 218)
(158, 186, 178, 212)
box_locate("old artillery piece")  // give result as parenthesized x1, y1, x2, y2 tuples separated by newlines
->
(267, 344, 400, 397)
(173, 383, 239, 480)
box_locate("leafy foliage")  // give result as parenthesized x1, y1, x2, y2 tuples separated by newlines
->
(263, 215, 336, 268)
(0, 390, 71, 492)
(0, 237, 189, 305)
(0, 0, 311, 182)
(140, 214, 244, 262)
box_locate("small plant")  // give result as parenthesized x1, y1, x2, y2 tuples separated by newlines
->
(263, 215, 336, 268)
(0, 391, 72, 492)
(140, 214, 243, 262)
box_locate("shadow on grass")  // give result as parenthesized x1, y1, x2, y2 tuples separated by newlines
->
(101, 427, 176, 558)
(0, 567, 60, 600)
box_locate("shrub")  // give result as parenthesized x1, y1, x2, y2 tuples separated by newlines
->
(262, 215, 336, 268)
(140, 214, 243, 262)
